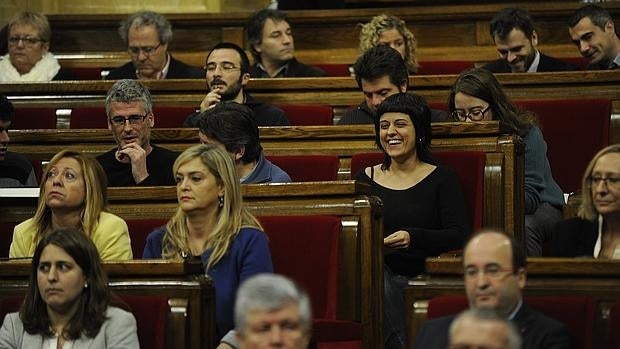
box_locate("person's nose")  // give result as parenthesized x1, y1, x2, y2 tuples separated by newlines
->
(507, 51, 518, 63)
(474, 270, 490, 288)
(122, 119, 134, 132)
(137, 49, 148, 61)
(579, 41, 590, 55)
(0, 130, 9, 144)
(282, 33, 292, 45)
(47, 266, 58, 282)
(371, 95, 384, 109)
(268, 325, 284, 345)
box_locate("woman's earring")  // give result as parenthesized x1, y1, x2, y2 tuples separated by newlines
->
(218, 196, 224, 208)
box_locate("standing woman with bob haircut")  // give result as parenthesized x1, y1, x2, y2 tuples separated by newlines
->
(356, 92, 470, 349)
(143, 143, 273, 340)
(10, 150, 132, 260)
(448, 68, 564, 256)
(0, 228, 139, 348)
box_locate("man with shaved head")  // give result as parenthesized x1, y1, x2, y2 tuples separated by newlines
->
(412, 230, 571, 349)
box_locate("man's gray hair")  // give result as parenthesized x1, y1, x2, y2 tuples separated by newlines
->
(105, 79, 153, 117)
(234, 274, 312, 333)
(449, 308, 522, 349)
(118, 11, 173, 46)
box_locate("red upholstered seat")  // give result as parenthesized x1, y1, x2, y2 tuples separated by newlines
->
(69, 107, 107, 128)
(417, 61, 474, 75)
(152, 107, 197, 128)
(608, 300, 620, 349)
(118, 295, 168, 349)
(71, 67, 107, 80)
(126, 219, 168, 258)
(13, 107, 57, 129)
(276, 104, 334, 125)
(312, 64, 351, 77)
(0, 222, 17, 258)
(427, 295, 596, 349)
(258, 215, 362, 349)
(350, 151, 485, 231)
(515, 99, 610, 194)
(267, 155, 340, 182)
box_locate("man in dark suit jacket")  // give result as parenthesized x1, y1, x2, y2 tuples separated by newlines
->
(246, 9, 325, 78)
(412, 231, 572, 349)
(106, 11, 203, 80)
(483, 8, 575, 73)
(569, 5, 620, 70)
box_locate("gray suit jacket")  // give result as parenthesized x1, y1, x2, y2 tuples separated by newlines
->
(0, 307, 139, 349)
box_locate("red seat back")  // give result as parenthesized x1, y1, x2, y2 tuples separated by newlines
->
(126, 219, 168, 257)
(312, 64, 351, 77)
(515, 99, 610, 193)
(71, 67, 106, 80)
(69, 107, 107, 128)
(608, 300, 620, 349)
(13, 107, 57, 129)
(428, 295, 595, 349)
(417, 61, 474, 75)
(267, 155, 340, 182)
(276, 104, 334, 125)
(259, 215, 341, 319)
(350, 151, 485, 231)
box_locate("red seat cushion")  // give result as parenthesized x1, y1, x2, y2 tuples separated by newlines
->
(276, 104, 334, 125)
(267, 155, 339, 182)
(417, 61, 474, 75)
(69, 107, 108, 128)
(126, 219, 168, 257)
(119, 295, 168, 349)
(13, 107, 57, 129)
(312, 64, 350, 77)
(71, 67, 106, 80)
(515, 99, 610, 193)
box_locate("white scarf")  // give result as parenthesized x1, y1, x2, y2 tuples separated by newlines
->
(0, 52, 61, 82)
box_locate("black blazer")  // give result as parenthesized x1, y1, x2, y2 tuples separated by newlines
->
(482, 53, 576, 73)
(412, 303, 572, 349)
(551, 217, 598, 257)
(106, 55, 203, 80)
(249, 58, 326, 78)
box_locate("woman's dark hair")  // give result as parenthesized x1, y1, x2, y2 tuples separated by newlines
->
(21, 228, 110, 340)
(447, 68, 536, 136)
(375, 92, 434, 170)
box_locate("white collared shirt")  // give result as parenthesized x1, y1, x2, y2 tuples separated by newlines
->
(527, 50, 541, 72)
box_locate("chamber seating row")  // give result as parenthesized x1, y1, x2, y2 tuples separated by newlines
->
(407, 258, 620, 349)
(0, 182, 385, 349)
(7, 122, 525, 236)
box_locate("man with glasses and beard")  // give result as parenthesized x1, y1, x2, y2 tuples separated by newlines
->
(106, 11, 203, 80)
(97, 79, 178, 186)
(184, 43, 288, 127)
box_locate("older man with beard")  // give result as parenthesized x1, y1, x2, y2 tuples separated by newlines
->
(184, 43, 288, 127)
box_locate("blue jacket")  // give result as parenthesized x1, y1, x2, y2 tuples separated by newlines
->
(142, 227, 273, 339)
(242, 153, 292, 184)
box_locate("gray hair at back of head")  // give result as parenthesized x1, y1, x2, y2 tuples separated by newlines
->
(449, 308, 522, 349)
(118, 11, 173, 46)
(105, 79, 153, 117)
(235, 274, 312, 333)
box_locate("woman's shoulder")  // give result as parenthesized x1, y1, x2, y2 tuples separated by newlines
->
(106, 306, 136, 320)
(237, 227, 267, 240)
(14, 218, 35, 232)
(98, 212, 127, 226)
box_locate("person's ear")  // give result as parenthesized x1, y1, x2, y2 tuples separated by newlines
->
(531, 30, 539, 47)
(234, 145, 246, 161)
(399, 81, 408, 93)
(241, 72, 250, 86)
(516, 267, 527, 290)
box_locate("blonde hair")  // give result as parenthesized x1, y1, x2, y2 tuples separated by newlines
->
(32, 150, 108, 244)
(359, 14, 419, 73)
(579, 144, 620, 221)
(161, 144, 262, 270)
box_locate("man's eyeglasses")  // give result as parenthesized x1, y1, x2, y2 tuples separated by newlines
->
(588, 175, 620, 188)
(8, 36, 45, 47)
(127, 43, 162, 57)
(203, 62, 240, 73)
(450, 106, 491, 121)
(109, 114, 148, 127)
(463, 265, 513, 280)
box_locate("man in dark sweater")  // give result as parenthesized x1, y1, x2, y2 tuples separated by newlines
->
(97, 79, 177, 186)
(106, 11, 203, 80)
(483, 8, 575, 73)
(246, 9, 325, 78)
(183, 43, 288, 127)
(338, 45, 447, 125)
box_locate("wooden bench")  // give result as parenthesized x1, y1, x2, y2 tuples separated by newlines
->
(7, 122, 525, 236)
(0, 260, 215, 349)
(406, 257, 620, 349)
(0, 181, 384, 349)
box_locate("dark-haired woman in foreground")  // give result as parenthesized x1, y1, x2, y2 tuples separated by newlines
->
(0, 228, 139, 348)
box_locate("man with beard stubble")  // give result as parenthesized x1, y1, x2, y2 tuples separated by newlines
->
(184, 43, 288, 127)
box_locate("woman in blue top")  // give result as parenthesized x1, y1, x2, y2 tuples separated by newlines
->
(142, 144, 273, 340)
(448, 68, 565, 256)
